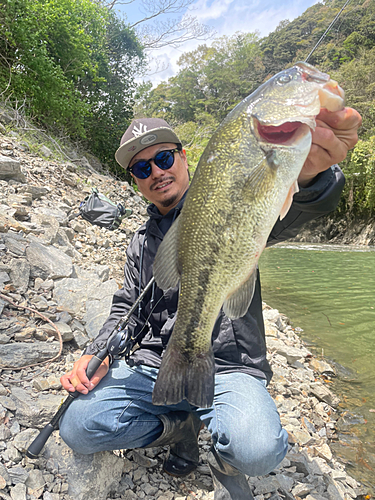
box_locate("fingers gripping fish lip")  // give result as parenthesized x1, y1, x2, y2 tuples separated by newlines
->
(297, 61, 345, 112)
(252, 70, 345, 147)
(319, 81, 345, 112)
(248, 64, 344, 146)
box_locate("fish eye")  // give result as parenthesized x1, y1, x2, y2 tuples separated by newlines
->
(277, 74, 292, 85)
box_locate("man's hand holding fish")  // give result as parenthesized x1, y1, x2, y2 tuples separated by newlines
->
(60, 63, 361, 499)
(299, 106, 362, 186)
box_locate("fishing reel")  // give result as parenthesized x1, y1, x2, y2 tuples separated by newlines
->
(107, 326, 134, 361)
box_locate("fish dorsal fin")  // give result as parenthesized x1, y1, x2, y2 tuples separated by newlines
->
(153, 217, 181, 291)
(279, 180, 299, 221)
(223, 268, 257, 319)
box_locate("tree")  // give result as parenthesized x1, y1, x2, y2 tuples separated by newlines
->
(0, 0, 99, 134)
(140, 32, 264, 125)
(96, 0, 214, 50)
(331, 47, 375, 138)
(338, 136, 375, 218)
(0, 0, 144, 174)
(80, 12, 144, 172)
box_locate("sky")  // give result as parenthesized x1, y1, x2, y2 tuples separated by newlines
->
(116, 0, 322, 86)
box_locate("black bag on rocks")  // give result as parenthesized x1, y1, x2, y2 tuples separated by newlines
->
(76, 188, 132, 230)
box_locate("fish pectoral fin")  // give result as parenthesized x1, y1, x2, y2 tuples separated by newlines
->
(223, 268, 257, 319)
(152, 343, 215, 408)
(153, 217, 181, 290)
(279, 180, 299, 221)
(242, 160, 270, 196)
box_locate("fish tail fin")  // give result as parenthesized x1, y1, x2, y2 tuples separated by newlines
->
(152, 344, 215, 409)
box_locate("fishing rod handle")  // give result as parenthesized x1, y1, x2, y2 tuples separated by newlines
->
(26, 423, 56, 459)
(85, 349, 109, 379)
(25, 293, 149, 459)
(26, 349, 109, 459)
(26, 391, 79, 458)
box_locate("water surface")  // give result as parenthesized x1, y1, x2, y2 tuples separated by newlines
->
(259, 242, 375, 491)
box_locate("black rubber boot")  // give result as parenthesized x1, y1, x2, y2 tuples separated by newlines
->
(146, 411, 202, 477)
(207, 446, 254, 500)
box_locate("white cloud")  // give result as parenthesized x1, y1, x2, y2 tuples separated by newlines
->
(189, 0, 236, 22)
(136, 0, 321, 86)
(190, 0, 321, 37)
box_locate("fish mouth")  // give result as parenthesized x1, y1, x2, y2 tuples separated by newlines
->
(256, 120, 309, 145)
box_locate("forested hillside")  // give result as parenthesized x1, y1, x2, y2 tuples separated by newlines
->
(1, 0, 374, 220)
(136, 0, 375, 220)
(0, 0, 212, 178)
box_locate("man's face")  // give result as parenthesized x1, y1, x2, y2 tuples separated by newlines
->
(129, 142, 189, 215)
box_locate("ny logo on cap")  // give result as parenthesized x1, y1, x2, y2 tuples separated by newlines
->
(132, 123, 148, 138)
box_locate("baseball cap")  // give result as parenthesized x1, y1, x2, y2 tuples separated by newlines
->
(115, 118, 182, 169)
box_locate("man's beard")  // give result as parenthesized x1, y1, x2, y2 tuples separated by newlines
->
(161, 193, 178, 208)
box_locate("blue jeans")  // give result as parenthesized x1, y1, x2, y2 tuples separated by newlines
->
(59, 361, 288, 477)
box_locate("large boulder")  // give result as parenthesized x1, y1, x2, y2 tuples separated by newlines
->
(0, 155, 26, 182)
(0, 341, 61, 369)
(25, 238, 73, 280)
(11, 387, 62, 428)
(43, 433, 124, 500)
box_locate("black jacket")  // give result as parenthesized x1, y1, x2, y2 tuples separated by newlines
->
(85, 165, 345, 384)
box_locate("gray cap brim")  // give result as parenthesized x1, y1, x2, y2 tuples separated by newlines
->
(115, 127, 181, 169)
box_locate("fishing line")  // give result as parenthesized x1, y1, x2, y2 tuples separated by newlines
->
(305, 0, 352, 63)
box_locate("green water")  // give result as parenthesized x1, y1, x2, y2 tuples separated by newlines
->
(259, 242, 375, 491)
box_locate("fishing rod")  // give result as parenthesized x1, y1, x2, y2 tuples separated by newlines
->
(26, 276, 156, 459)
(305, 0, 352, 63)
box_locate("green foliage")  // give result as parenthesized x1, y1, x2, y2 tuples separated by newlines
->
(0, 0, 144, 174)
(0, 0, 104, 133)
(81, 13, 144, 173)
(339, 137, 375, 217)
(174, 113, 219, 175)
(330, 47, 375, 138)
(141, 32, 263, 124)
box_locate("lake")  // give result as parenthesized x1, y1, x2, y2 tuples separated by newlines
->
(259, 242, 375, 491)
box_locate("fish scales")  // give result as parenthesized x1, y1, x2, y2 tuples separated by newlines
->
(152, 62, 345, 408)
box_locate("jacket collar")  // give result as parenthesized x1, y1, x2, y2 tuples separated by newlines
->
(146, 189, 188, 239)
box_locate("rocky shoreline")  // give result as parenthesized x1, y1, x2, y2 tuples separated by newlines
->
(0, 122, 372, 499)
(289, 217, 375, 248)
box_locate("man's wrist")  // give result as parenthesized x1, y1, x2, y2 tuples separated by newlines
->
(294, 166, 336, 203)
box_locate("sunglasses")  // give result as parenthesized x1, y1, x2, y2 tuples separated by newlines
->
(128, 146, 182, 179)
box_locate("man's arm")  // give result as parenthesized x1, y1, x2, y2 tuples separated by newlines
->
(268, 164, 344, 245)
(268, 107, 361, 246)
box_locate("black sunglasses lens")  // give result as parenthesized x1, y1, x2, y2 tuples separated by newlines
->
(132, 161, 151, 179)
(130, 149, 177, 179)
(154, 150, 175, 170)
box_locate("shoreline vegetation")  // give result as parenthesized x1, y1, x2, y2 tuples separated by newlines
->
(0, 119, 373, 498)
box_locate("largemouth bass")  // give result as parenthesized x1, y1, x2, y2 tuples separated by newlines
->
(152, 61, 345, 408)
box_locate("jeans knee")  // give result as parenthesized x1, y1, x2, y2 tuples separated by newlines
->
(218, 428, 289, 477)
(59, 418, 94, 455)
(246, 431, 288, 476)
(59, 409, 111, 454)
